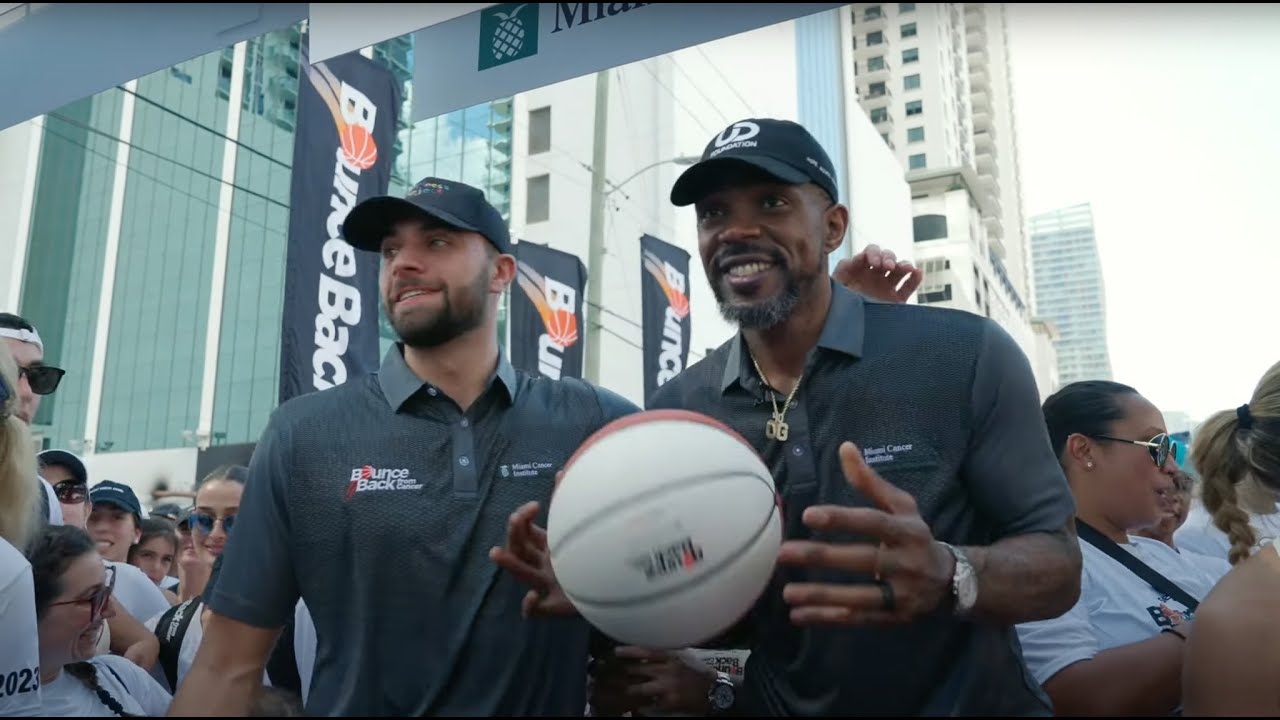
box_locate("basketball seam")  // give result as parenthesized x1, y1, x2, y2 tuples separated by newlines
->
(551, 471, 779, 608)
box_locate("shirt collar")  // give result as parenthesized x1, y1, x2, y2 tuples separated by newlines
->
(378, 343, 519, 412)
(720, 279, 866, 394)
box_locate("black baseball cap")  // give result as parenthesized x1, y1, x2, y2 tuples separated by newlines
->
(89, 480, 143, 520)
(343, 177, 512, 255)
(670, 118, 839, 207)
(37, 449, 88, 485)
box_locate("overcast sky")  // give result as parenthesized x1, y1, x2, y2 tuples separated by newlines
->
(1006, 3, 1280, 421)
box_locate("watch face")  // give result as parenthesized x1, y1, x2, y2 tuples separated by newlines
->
(711, 683, 735, 709)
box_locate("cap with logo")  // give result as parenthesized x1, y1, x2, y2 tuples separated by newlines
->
(37, 449, 88, 486)
(343, 177, 512, 255)
(89, 480, 144, 520)
(670, 118, 839, 207)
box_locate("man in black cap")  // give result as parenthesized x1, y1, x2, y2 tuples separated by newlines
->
(37, 449, 90, 529)
(500, 119, 1083, 716)
(173, 177, 641, 717)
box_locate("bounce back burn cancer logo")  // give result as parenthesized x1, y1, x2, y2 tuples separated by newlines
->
(305, 61, 378, 170)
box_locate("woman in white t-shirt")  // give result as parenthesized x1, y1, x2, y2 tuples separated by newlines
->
(1016, 381, 1220, 716)
(1182, 362, 1280, 715)
(29, 524, 171, 716)
(0, 344, 43, 716)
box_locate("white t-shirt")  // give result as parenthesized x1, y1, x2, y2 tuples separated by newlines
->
(106, 561, 171, 624)
(39, 476, 65, 527)
(1175, 499, 1280, 561)
(294, 599, 318, 704)
(0, 539, 42, 716)
(41, 655, 171, 716)
(1016, 535, 1222, 685)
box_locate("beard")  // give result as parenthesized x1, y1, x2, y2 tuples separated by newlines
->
(387, 268, 490, 349)
(709, 245, 821, 330)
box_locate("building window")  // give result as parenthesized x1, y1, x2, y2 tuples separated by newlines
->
(867, 31, 884, 46)
(902, 47, 919, 64)
(869, 81, 888, 98)
(868, 55, 886, 72)
(901, 22, 918, 38)
(913, 214, 947, 241)
(526, 174, 550, 224)
(909, 153, 927, 170)
(919, 284, 953, 304)
(899, 2, 916, 11)
(528, 106, 551, 155)
(904, 73, 921, 90)
(881, 133, 891, 145)
(906, 100, 923, 116)
(907, 126, 925, 143)
(864, 5, 883, 20)
(870, 107, 889, 123)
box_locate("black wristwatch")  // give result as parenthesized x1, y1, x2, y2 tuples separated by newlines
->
(708, 671, 735, 715)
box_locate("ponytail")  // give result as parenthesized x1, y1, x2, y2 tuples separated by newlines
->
(1194, 361, 1280, 565)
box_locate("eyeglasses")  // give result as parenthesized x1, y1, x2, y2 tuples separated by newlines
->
(47, 564, 115, 622)
(53, 480, 88, 505)
(1090, 432, 1173, 468)
(19, 365, 65, 395)
(190, 513, 235, 536)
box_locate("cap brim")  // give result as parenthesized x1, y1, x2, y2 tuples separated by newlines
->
(670, 156, 811, 207)
(91, 497, 140, 516)
(342, 196, 482, 253)
(37, 450, 87, 484)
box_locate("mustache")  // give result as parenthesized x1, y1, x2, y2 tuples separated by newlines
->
(711, 245, 787, 271)
(388, 279, 446, 297)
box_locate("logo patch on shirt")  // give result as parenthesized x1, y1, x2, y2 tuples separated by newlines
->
(499, 461, 555, 479)
(345, 466, 423, 500)
(1147, 595, 1194, 627)
(862, 443, 916, 466)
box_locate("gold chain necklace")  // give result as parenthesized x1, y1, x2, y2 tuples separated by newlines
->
(749, 353, 803, 442)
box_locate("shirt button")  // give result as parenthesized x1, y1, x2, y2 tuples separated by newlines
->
(459, 456, 471, 467)
(792, 446, 804, 457)
(460, 419, 469, 428)
(427, 387, 438, 397)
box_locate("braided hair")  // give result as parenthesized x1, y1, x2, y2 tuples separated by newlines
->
(27, 525, 136, 716)
(64, 662, 136, 717)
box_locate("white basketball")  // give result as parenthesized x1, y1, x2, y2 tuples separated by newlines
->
(547, 409, 782, 649)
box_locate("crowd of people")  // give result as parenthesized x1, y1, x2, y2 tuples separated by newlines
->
(0, 117, 1277, 717)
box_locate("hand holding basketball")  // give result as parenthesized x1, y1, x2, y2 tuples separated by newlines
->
(490, 492, 578, 618)
(777, 442, 955, 625)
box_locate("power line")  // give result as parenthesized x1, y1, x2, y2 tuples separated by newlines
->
(638, 59, 713, 137)
(695, 46, 758, 118)
(669, 56, 730, 127)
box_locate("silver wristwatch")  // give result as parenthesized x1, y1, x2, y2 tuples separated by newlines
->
(708, 671, 735, 715)
(940, 542, 977, 616)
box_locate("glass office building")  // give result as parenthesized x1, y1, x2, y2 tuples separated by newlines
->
(17, 25, 513, 454)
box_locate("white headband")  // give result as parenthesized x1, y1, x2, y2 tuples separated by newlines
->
(0, 326, 42, 351)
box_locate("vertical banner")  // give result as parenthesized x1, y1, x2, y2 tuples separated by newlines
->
(640, 234, 692, 404)
(278, 42, 401, 405)
(511, 241, 586, 380)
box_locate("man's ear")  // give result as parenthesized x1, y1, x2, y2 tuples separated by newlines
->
(824, 203, 849, 255)
(493, 253, 517, 293)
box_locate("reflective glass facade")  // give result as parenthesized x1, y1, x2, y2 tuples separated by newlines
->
(19, 26, 513, 453)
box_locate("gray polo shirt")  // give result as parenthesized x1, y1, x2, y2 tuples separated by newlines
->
(209, 345, 639, 716)
(648, 281, 1075, 716)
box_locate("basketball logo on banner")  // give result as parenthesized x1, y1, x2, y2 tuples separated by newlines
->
(640, 234, 692, 405)
(510, 242, 587, 380)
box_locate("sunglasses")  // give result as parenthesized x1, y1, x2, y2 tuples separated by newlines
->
(53, 480, 88, 505)
(20, 365, 65, 395)
(1091, 432, 1173, 468)
(189, 513, 235, 536)
(47, 564, 116, 622)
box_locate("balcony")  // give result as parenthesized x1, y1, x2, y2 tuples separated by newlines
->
(985, 215, 1007, 252)
(966, 18, 987, 45)
(869, 109, 894, 128)
(975, 148, 995, 175)
(860, 58, 892, 82)
(968, 46, 988, 69)
(971, 88, 990, 113)
(854, 37, 888, 60)
(970, 67, 990, 93)
(858, 10, 888, 32)
(972, 107, 992, 132)
(973, 128, 996, 152)
(859, 84, 894, 107)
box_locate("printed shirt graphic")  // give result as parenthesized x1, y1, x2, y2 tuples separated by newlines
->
(1016, 535, 1222, 685)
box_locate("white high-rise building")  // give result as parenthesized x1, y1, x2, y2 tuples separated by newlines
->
(1030, 203, 1114, 386)
(848, 2, 1057, 394)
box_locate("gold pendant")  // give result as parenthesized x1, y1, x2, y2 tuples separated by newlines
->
(765, 415, 790, 442)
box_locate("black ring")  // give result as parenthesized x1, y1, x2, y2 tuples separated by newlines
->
(879, 581, 896, 612)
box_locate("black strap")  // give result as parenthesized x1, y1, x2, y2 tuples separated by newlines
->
(1076, 520, 1200, 612)
(155, 598, 202, 691)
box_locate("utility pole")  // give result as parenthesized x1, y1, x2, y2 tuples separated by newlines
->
(584, 69, 609, 384)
